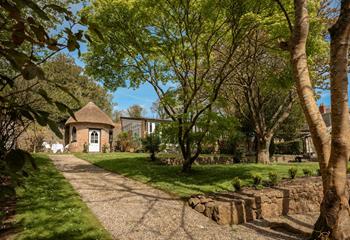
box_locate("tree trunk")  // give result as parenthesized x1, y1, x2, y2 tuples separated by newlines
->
(313, 1, 350, 239)
(150, 152, 156, 161)
(182, 156, 192, 173)
(290, 0, 350, 239)
(291, 0, 331, 191)
(256, 137, 271, 164)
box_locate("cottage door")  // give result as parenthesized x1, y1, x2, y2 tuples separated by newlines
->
(88, 129, 100, 152)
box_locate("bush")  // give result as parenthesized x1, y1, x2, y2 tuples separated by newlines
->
(141, 133, 161, 161)
(102, 144, 109, 153)
(347, 167, 350, 174)
(232, 177, 242, 191)
(268, 172, 279, 186)
(251, 173, 262, 186)
(274, 140, 303, 155)
(83, 142, 88, 153)
(302, 168, 312, 177)
(288, 167, 298, 179)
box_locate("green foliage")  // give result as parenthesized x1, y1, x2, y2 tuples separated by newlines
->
(251, 173, 262, 187)
(268, 172, 279, 186)
(40, 54, 113, 122)
(0, 149, 37, 200)
(83, 142, 88, 153)
(274, 140, 303, 155)
(141, 133, 161, 161)
(83, 0, 261, 170)
(127, 104, 146, 118)
(232, 177, 242, 192)
(303, 168, 313, 177)
(288, 167, 298, 179)
(102, 143, 109, 153)
(15, 154, 112, 240)
(117, 132, 131, 152)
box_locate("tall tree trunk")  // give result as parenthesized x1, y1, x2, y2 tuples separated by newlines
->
(291, 0, 331, 191)
(315, 1, 350, 239)
(256, 136, 271, 164)
(291, 0, 350, 239)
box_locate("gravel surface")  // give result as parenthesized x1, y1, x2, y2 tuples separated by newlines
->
(50, 154, 318, 240)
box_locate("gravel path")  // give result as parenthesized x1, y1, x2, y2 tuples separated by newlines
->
(50, 154, 317, 240)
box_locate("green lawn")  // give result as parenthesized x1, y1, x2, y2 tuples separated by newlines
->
(14, 154, 112, 240)
(75, 152, 319, 198)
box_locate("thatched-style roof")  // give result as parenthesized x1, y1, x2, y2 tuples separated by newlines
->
(65, 102, 114, 127)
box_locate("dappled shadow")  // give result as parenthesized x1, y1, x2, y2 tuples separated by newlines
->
(78, 154, 297, 197)
(241, 218, 310, 240)
(50, 154, 237, 240)
(51, 154, 321, 239)
(15, 155, 110, 240)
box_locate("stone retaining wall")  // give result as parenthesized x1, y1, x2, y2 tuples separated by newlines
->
(188, 176, 350, 225)
(159, 155, 234, 165)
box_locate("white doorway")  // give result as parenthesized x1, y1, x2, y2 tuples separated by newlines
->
(88, 129, 100, 152)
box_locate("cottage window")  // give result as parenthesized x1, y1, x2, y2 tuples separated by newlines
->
(90, 130, 98, 143)
(109, 130, 113, 143)
(71, 127, 77, 142)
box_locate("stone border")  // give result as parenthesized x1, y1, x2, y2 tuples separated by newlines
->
(188, 176, 350, 225)
(159, 155, 234, 165)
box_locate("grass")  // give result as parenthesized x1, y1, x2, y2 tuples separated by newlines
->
(14, 154, 112, 240)
(75, 152, 319, 198)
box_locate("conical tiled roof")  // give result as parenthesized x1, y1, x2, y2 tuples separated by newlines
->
(65, 102, 114, 127)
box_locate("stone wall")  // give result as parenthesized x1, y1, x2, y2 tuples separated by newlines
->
(188, 176, 350, 225)
(159, 155, 234, 165)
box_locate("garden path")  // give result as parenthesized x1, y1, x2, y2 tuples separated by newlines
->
(50, 154, 315, 240)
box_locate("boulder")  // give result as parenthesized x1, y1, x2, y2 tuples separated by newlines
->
(188, 197, 200, 207)
(194, 203, 205, 213)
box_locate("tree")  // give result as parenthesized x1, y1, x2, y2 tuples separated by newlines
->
(223, 30, 297, 163)
(151, 100, 168, 119)
(83, 0, 259, 172)
(142, 133, 161, 161)
(41, 54, 113, 122)
(0, 0, 94, 201)
(275, 0, 350, 238)
(127, 104, 146, 118)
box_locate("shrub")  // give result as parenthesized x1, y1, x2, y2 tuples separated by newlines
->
(274, 140, 303, 155)
(232, 177, 242, 191)
(251, 173, 262, 186)
(268, 172, 279, 186)
(117, 132, 132, 152)
(302, 168, 312, 177)
(288, 167, 298, 179)
(83, 142, 88, 153)
(102, 143, 109, 153)
(347, 167, 350, 174)
(141, 133, 161, 161)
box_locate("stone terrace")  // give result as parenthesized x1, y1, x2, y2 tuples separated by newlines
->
(189, 176, 350, 225)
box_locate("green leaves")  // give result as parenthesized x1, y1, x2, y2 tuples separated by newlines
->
(47, 119, 63, 139)
(5, 149, 34, 173)
(22, 63, 45, 80)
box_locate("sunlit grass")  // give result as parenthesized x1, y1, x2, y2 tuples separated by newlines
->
(14, 154, 112, 240)
(75, 152, 319, 198)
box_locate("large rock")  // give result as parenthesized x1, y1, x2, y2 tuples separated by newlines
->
(188, 197, 201, 207)
(194, 203, 205, 213)
(204, 202, 215, 218)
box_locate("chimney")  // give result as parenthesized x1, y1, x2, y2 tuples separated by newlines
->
(319, 104, 326, 114)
